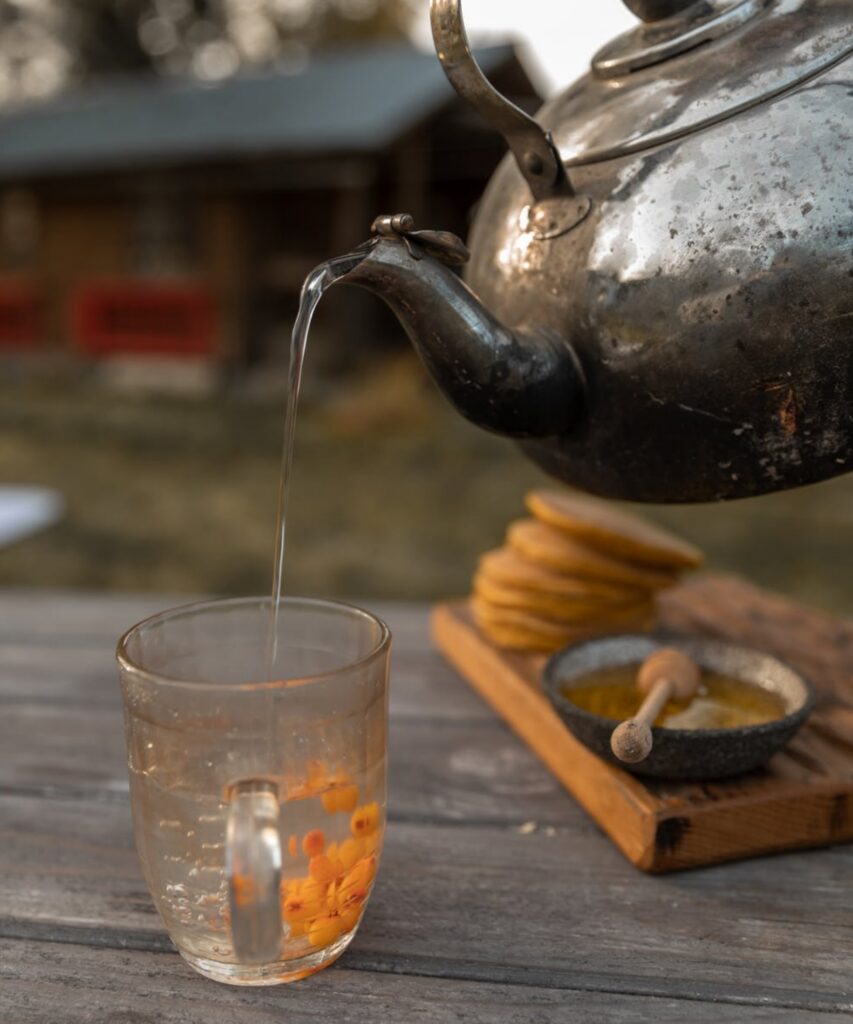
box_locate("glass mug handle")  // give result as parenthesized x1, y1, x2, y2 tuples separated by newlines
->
(225, 779, 283, 964)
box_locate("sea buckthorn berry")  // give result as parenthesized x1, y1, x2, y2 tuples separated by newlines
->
(338, 837, 364, 871)
(350, 802, 380, 838)
(299, 879, 327, 907)
(335, 784, 359, 813)
(309, 854, 339, 886)
(338, 880, 367, 912)
(288, 919, 306, 939)
(288, 834, 298, 859)
(359, 855, 378, 885)
(308, 914, 343, 948)
(340, 855, 376, 900)
(283, 894, 316, 924)
(326, 878, 339, 908)
(316, 856, 345, 892)
(363, 830, 382, 857)
(302, 828, 325, 858)
(322, 780, 359, 814)
(338, 904, 361, 932)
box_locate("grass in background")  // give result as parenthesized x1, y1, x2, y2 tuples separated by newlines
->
(0, 358, 850, 615)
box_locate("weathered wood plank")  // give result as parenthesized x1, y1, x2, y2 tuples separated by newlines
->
(0, 626, 491, 722)
(4, 938, 846, 1024)
(0, 793, 850, 1012)
(0, 700, 574, 827)
(0, 591, 177, 645)
(0, 591, 434, 655)
(0, 643, 490, 720)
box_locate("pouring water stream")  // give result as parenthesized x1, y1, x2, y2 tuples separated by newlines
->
(265, 251, 366, 676)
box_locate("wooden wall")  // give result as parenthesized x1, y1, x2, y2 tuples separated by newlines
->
(5, 189, 247, 361)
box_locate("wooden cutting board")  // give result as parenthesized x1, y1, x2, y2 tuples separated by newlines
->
(432, 575, 853, 872)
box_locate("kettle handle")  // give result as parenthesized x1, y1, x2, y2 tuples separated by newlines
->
(430, 0, 572, 201)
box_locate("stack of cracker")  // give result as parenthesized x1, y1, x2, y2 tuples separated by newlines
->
(471, 489, 703, 652)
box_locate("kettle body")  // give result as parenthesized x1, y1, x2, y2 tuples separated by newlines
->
(340, 0, 852, 502)
(466, 52, 852, 501)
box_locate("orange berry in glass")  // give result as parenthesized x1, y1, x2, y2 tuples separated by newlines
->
(309, 854, 340, 886)
(340, 855, 376, 901)
(338, 881, 367, 914)
(308, 914, 343, 948)
(302, 828, 325, 858)
(338, 904, 361, 933)
(300, 878, 328, 908)
(282, 893, 315, 925)
(338, 836, 364, 871)
(350, 802, 380, 838)
(335, 785, 359, 813)
(283, 877, 302, 897)
(322, 780, 359, 815)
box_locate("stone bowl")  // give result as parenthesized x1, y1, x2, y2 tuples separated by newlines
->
(542, 633, 814, 781)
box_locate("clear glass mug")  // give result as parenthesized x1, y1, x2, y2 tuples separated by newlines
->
(116, 597, 390, 986)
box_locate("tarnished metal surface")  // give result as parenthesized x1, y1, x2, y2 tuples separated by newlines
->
(469, 51, 853, 500)
(369, 213, 471, 266)
(338, 0, 852, 502)
(594, 0, 771, 78)
(339, 224, 585, 440)
(519, 197, 593, 242)
(549, 0, 853, 166)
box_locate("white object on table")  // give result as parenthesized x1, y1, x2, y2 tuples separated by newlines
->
(0, 486, 64, 548)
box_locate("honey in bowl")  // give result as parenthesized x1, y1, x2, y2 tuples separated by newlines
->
(562, 665, 786, 731)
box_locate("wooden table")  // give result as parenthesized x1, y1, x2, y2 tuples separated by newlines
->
(1, 590, 850, 1022)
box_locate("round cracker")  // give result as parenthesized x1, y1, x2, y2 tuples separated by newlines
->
(472, 621, 576, 653)
(526, 489, 703, 570)
(473, 594, 655, 634)
(471, 596, 654, 652)
(507, 519, 677, 590)
(472, 602, 594, 652)
(473, 572, 652, 623)
(478, 546, 645, 603)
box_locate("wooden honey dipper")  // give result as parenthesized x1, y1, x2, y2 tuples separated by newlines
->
(610, 647, 700, 764)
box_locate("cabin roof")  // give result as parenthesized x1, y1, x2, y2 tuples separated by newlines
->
(0, 43, 533, 181)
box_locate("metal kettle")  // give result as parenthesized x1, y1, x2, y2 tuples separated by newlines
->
(338, 0, 853, 502)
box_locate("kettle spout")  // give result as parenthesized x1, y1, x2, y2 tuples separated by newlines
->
(336, 215, 584, 439)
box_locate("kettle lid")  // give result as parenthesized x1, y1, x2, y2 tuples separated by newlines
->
(548, 0, 853, 168)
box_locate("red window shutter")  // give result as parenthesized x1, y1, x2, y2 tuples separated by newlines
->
(72, 280, 215, 357)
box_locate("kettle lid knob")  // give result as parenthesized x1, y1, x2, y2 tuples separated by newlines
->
(622, 0, 696, 21)
(595, 0, 771, 78)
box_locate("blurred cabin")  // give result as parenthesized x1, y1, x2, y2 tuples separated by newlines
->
(0, 43, 541, 377)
